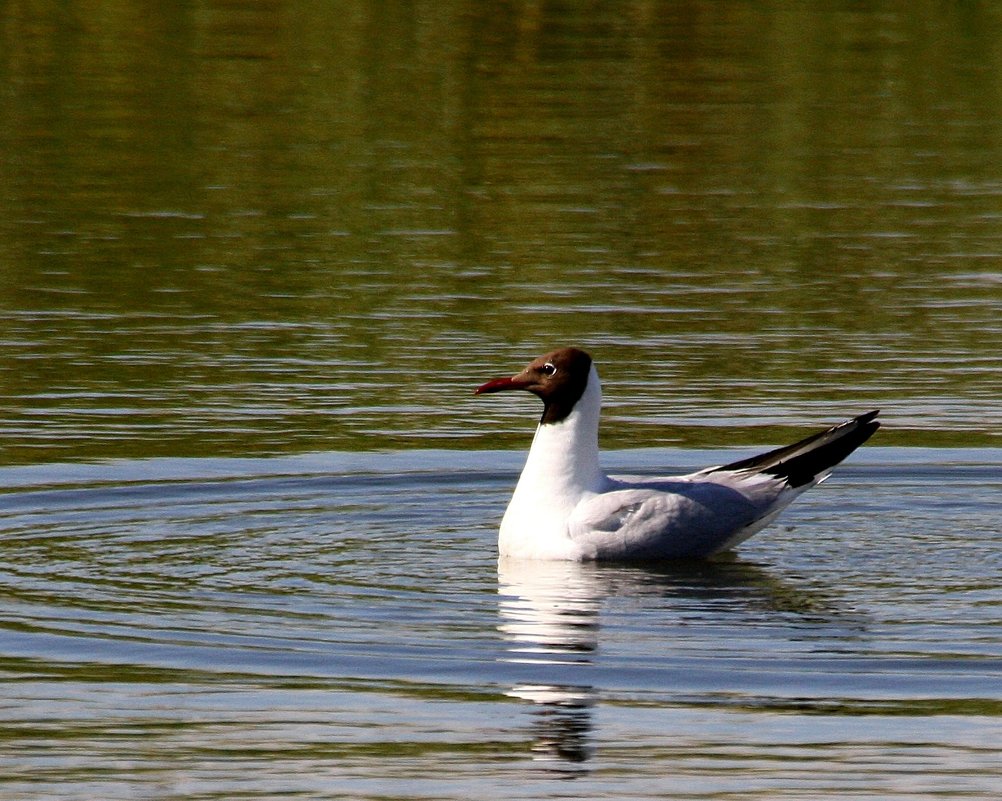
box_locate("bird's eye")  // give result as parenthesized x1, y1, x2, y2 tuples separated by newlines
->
(541, 362, 556, 376)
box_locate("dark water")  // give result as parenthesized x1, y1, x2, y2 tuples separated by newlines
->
(2, 1, 1001, 798)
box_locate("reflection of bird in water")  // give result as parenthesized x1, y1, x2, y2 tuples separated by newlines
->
(498, 560, 601, 659)
(497, 557, 860, 773)
(595, 554, 857, 622)
(509, 683, 593, 771)
(498, 560, 603, 773)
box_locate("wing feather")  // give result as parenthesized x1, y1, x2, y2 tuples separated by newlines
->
(568, 476, 791, 560)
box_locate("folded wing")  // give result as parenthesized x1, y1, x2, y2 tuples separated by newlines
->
(568, 411, 881, 561)
(568, 474, 790, 560)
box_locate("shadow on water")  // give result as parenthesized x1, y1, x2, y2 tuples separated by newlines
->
(496, 556, 852, 776)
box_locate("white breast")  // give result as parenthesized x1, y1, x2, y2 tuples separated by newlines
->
(498, 364, 607, 560)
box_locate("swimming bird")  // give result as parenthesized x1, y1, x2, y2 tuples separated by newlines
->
(475, 347, 879, 561)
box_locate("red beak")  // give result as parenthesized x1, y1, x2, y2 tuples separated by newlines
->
(474, 375, 531, 395)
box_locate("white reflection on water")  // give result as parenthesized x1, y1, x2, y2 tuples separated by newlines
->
(498, 560, 601, 773)
(495, 555, 855, 776)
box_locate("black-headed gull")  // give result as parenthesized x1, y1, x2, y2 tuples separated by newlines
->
(476, 347, 879, 561)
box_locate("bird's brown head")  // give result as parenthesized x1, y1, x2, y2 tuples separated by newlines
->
(475, 347, 593, 424)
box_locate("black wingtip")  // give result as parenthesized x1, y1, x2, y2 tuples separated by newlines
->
(717, 410, 881, 489)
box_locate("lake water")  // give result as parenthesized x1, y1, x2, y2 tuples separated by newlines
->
(1, 449, 1000, 798)
(1, 2, 1001, 799)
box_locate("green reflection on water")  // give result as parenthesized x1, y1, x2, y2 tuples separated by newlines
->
(2, 2, 1001, 463)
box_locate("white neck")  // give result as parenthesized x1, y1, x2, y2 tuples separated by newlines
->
(498, 364, 607, 559)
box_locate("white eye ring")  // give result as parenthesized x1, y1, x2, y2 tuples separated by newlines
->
(541, 362, 556, 376)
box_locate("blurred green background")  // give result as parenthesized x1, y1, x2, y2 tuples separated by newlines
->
(2, 1, 1001, 463)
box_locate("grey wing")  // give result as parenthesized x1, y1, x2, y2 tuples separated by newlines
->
(567, 477, 790, 560)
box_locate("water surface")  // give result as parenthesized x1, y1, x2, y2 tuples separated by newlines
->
(1, 448, 1000, 799)
(2, 2, 1001, 798)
